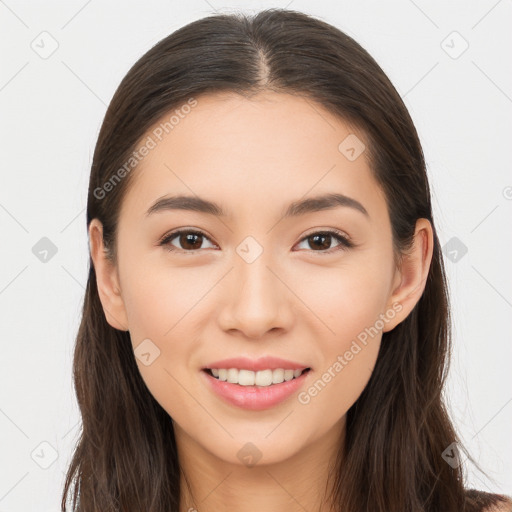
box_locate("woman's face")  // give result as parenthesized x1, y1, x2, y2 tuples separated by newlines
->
(92, 91, 421, 467)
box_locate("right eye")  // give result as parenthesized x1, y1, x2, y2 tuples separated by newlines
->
(159, 229, 218, 253)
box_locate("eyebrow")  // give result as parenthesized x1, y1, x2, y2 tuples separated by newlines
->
(145, 192, 369, 219)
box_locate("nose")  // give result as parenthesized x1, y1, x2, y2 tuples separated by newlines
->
(216, 253, 295, 340)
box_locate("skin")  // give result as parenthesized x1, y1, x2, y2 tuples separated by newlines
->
(89, 91, 434, 512)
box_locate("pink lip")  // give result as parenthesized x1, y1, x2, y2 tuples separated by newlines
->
(201, 368, 311, 411)
(203, 356, 310, 372)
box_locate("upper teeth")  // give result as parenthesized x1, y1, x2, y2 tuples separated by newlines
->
(210, 368, 305, 386)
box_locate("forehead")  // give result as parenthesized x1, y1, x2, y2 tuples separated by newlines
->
(120, 91, 386, 223)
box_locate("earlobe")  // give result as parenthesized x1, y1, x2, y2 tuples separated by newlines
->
(383, 218, 434, 332)
(88, 219, 129, 331)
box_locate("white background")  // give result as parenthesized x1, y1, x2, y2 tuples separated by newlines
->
(0, 0, 511, 510)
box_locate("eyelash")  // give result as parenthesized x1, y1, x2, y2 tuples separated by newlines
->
(158, 228, 355, 255)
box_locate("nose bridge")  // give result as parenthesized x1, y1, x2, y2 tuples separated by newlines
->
(218, 240, 293, 338)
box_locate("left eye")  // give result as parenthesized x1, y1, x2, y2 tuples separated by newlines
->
(295, 231, 353, 253)
(159, 229, 353, 253)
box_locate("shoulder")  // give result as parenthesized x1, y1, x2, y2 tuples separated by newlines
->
(483, 498, 512, 511)
(465, 489, 512, 512)
(486, 496, 512, 512)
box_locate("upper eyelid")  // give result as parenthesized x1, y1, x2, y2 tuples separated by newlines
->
(300, 227, 350, 240)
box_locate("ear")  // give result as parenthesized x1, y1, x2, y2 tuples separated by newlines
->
(88, 219, 129, 331)
(383, 218, 434, 332)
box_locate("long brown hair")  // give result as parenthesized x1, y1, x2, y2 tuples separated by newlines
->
(62, 8, 509, 511)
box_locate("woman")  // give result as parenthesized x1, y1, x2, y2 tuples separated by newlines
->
(61, 8, 511, 512)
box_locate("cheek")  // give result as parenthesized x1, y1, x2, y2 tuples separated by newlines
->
(120, 254, 215, 343)
(119, 257, 216, 409)
(293, 255, 392, 340)
(292, 257, 390, 414)
(299, 338, 380, 435)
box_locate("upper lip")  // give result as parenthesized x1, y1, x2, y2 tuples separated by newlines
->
(203, 356, 311, 372)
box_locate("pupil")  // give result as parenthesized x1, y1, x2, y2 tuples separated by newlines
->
(310, 234, 330, 250)
(181, 233, 201, 249)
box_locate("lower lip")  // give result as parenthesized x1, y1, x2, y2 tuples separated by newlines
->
(201, 369, 311, 411)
